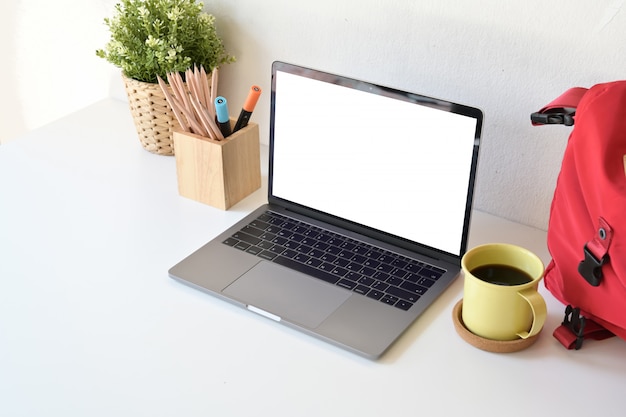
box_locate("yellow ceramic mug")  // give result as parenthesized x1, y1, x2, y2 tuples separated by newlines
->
(461, 243, 547, 341)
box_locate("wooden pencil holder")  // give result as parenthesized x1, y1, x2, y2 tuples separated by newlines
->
(173, 122, 261, 210)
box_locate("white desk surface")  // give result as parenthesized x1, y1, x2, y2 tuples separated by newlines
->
(1, 99, 624, 417)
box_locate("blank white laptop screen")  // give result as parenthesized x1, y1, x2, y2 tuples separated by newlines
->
(271, 70, 478, 257)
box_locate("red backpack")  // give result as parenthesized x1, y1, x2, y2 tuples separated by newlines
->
(531, 81, 626, 349)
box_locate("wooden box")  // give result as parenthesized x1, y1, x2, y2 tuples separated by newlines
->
(173, 122, 261, 210)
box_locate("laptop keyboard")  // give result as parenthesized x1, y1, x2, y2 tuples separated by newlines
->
(222, 211, 446, 311)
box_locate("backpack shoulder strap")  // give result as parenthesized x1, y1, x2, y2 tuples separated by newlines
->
(530, 87, 588, 126)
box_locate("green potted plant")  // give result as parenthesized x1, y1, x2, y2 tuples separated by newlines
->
(97, 0, 234, 155)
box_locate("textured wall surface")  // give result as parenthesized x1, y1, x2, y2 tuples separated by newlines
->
(4, 0, 626, 230)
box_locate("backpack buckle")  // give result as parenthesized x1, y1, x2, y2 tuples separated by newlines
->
(554, 305, 615, 349)
(578, 244, 606, 287)
(530, 111, 575, 126)
(561, 305, 586, 350)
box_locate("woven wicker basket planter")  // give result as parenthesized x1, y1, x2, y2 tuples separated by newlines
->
(122, 74, 180, 156)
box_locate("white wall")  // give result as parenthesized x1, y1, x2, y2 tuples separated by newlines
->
(3, 0, 625, 231)
(1, 0, 116, 143)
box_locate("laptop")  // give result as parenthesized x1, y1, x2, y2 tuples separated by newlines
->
(169, 61, 483, 359)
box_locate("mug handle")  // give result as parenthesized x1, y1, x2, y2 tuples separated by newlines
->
(516, 289, 548, 339)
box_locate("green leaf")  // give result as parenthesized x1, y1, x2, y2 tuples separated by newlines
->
(96, 0, 234, 83)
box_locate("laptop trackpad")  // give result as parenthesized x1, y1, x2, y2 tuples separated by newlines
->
(222, 261, 351, 329)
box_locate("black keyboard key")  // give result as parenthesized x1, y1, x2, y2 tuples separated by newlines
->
(326, 237, 342, 247)
(305, 258, 323, 268)
(249, 219, 270, 229)
(337, 249, 355, 260)
(391, 268, 407, 279)
(281, 221, 296, 230)
(313, 242, 329, 251)
(373, 271, 390, 281)
(417, 277, 436, 288)
(387, 285, 421, 303)
(333, 258, 350, 267)
(317, 233, 331, 243)
(360, 266, 376, 277)
(386, 276, 404, 287)
(365, 249, 383, 259)
(358, 276, 375, 286)
(269, 245, 286, 254)
(352, 246, 369, 255)
(363, 259, 380, 269)
(318, 262, 334, 272)
(234, 241, 251, 251)
(345, 271, 362, 282)
(299, 238, 316, 247)
(354, 285, 370, 295)
(260, 232, 277, 241)
(233, 232, 261, 246)
(223, 237, 238, 246)
(371, 280, 389, 292)
(296, 244, 313, 254)
(405, 273, 419, 283)
(292, 226, 308, 234)
(337, 279, 357, 290)
(293, 253, 310, 264)
(291, 233, 305, 243)
(391, 258, 408, 269)
(258, 250, 277, 261)
(242, 225, 264, 237)
(400, 281, 428, 296)
(283, 240, 300, 249)
(351, 254, 367, 264)
(432, 266, 446, 275)
(419, 268, 443, 280)
(346, 262, 362, 271)
(246, 246, 263, 255)
(330, 266, 349, 277)
(267, 216, 284, 226)
(303, 229, 320, 238)
(381, 295, 399, 306)
(256, 213, 272, 223)
(366, 290, 384, 300)
(257, 240, 274, 249)
(320, 253, 337, 263)
(277, 229, 293, 238)
(377, 254, 394, 264)
(326, 246, 342, 255)
(273, 256, 339, 285)
(263, 225, 279, 234)
(395, 300, 413, 311)
(307, 248, 325, 259)
(340, 241, 356, 251)
(271, 236, 288, 246)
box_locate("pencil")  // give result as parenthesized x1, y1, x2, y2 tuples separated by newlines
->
(157, 75, 189, 132)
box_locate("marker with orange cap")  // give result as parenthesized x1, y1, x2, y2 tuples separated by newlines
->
(233, 85, 262, 133)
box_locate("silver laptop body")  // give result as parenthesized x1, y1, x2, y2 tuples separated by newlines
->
(169, 61, 483, 359)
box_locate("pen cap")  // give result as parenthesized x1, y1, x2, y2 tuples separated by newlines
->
(243, 85, 262, 112)
(215, 96, 230, 123)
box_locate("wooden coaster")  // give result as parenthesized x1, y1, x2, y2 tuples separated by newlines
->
(452, 299, 541, 353)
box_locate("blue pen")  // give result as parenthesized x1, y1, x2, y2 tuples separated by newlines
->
(214, 96, 232, 137)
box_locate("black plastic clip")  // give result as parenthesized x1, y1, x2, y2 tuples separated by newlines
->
(530, 111, 575, 126)
(578, 244, 607, 287)
(562, 305, 586, 350)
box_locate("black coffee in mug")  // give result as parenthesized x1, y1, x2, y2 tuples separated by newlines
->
(470, 264, 534, 286)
